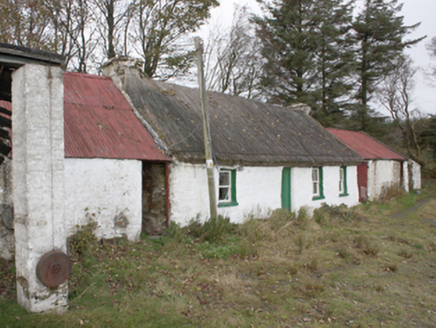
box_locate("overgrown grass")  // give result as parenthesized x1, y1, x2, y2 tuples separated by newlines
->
(1, 181, 436, 327)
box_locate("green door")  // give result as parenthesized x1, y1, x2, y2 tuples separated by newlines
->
(281, 167, 291, 211)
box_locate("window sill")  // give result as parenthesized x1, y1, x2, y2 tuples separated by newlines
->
(312, 195, 325, 201)
(339, 193, 349, 198)
(218, 201, 239, 208)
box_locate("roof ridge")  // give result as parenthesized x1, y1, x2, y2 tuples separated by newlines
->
(64, 72, 111, 80)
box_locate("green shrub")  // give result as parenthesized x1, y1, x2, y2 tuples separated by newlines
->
(185, 216, 237, 243)
(239, 218, 264, 243)
(68, 222, 98, 262)
(313, 203, 360, 226)
(195, 236, 240, 259)
(268, 209, 297, 230)
(353, 235, 380, 257)
(379, 185, 406, 202)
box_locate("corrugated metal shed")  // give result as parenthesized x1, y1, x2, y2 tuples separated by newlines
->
(327, 128, 406, 161)
(64, 72, 170, 161)
(122, 69, 362, 167)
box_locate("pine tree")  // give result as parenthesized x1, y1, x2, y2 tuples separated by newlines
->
(352, 0, 424, 131)
(311, 0, 355, 125)
(254, 0, 355, 125)
(254, 0, 319, 107)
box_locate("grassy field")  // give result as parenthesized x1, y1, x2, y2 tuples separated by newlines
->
(1, 181, 436, 327)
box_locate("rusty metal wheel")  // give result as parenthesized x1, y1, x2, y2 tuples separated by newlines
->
(36, 251, 72, 288)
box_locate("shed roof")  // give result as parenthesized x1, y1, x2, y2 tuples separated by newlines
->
(122, 69, 362, 166)
(0, 42, 64, 67)
(64, 72, 170, 161)
(327, 128, 406, 161)
(0, 43, 64, 102)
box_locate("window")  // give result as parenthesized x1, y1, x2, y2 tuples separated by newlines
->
(312, 167, 325, 200)
(218, 170, 238, 207)
(339, 166, 349, 197)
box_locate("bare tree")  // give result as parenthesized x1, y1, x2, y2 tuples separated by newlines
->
(379, 55, 423, 163)
(92, 0, 135, 60)
(131, 0, 218, 79)
(426, 36, 436, 84)
(206, 6, 262, 99)
(0, 0, 52, 50)
(0, 0, 218, 77)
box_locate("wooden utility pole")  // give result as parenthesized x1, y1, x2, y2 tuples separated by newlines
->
(195, 37, 217, 220)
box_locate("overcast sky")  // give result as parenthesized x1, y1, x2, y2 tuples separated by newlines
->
(200, 0, 436, 115)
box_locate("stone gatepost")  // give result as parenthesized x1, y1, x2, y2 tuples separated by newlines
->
(12, 64, 67, 312)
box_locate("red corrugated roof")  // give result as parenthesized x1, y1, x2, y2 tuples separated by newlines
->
(0, 100, 11, 111)
(327, 128, 405, 160)
(64, 72, 170, 161)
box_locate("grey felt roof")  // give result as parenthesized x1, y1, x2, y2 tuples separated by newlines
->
(122, 69, 362, 167)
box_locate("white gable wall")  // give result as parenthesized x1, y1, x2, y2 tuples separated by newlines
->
(169, 162, 360, 225)
(367, 160, 403, 200)
(409, 160, 421, 190)
(64, 158, 142, 241)
(402, 161, 410, 192)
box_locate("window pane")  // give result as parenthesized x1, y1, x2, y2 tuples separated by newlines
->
(313, 182, 318, 195)
(219, 187, 230, 201)
(219, 172, 230, 186)
(312, 168, 318, 181)
(339, 168, 343, 192)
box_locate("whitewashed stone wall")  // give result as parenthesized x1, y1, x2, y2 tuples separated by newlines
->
(169, 162, 210, 225)
(409, 160, 421, 190)
(169, 162, 360, 225)
(64, 158, 142, 241)
(367, 160, 402, 200)
(291, 166, 360, 215)
(0, 158, 143, 259)
(218, 166, 282, 223)
(402, 161, 410, 193)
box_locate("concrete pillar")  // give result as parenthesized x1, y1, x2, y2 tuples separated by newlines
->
(12, 64, 67, 312)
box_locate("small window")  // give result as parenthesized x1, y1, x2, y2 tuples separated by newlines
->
(339, 166, 349, 197)
(312, 167, 325, 200)
(218, 170, 238, 207)
(219, 171, 231, 202)
(312, 168, 320, 197)
(339, 168, 344, 193)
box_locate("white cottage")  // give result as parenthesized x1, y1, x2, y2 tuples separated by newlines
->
(103, 59, 363, 225)
(0, 44, 172, 312)
(0, 71, 171, 259)
(62, 72, 171, 240)
(327, 128, 421, 201)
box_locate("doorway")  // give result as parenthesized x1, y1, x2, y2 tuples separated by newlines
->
(357, 162, 368, 202)
(142, 162, 168, 235)
(281, 167, 291, 211)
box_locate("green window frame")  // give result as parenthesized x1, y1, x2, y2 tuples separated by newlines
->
(218, 169, 238, 207)
(339, 166, 349, 197)
(312, 167, 325, 201)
